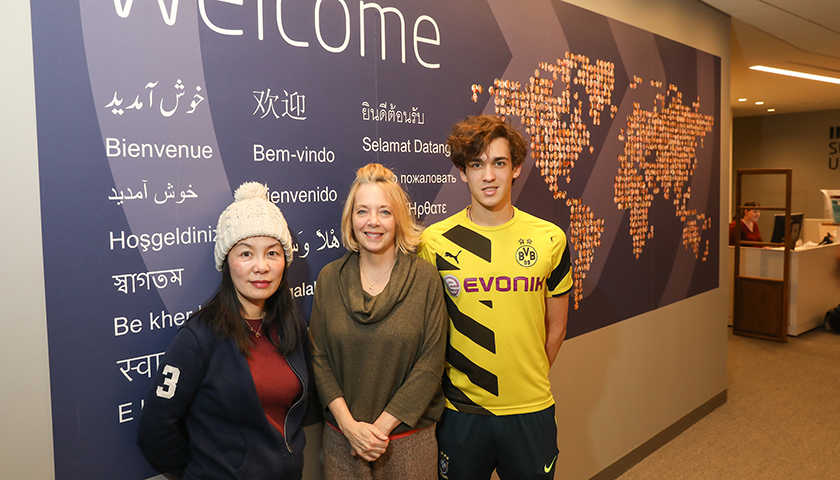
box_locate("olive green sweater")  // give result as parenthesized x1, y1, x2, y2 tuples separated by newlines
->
(310, 251, 446, 434)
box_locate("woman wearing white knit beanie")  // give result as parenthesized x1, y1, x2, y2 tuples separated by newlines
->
(138, 182, 314, 480)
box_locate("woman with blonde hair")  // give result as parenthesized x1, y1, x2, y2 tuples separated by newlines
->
(310, 163, 447, 479)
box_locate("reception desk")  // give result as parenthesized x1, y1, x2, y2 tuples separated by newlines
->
(802, 218, 838, 245)
(728, 243, 840, 336)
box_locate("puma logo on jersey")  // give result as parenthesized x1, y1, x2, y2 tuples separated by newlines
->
(445, 250, 462, 264)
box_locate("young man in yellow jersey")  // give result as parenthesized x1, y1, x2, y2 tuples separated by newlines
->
(418, 115, 573, 479)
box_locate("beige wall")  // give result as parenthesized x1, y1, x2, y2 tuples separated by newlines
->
(554, 2, 730, 477)
(1, 2, 56, 479)
(1, 1, 730, 479)
(733, 110, 840, 236)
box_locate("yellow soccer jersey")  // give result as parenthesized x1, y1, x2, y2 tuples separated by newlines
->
(418, 207, 573, 415)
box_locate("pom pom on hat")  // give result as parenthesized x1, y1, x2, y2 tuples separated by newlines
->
(234, 182, 270, 202)
(214, 182, 294, 271)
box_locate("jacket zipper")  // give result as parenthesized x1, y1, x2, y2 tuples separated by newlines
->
(284, 352, 305, 454)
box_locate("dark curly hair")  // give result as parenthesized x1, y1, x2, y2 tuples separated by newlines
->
(446, 115, 528, 171)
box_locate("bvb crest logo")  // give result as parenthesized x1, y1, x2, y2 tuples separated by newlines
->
(438, 452, 450, 478)
(516, 238, 537, 267)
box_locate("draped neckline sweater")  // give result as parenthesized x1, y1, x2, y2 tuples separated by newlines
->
(310, 251, 447, 435)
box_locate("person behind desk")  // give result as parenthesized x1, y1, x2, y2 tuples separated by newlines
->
(729, 201, 762, 245)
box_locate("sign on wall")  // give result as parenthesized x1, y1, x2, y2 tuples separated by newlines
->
(30, 0, 719, 478)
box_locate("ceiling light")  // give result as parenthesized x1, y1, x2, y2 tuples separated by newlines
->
(767, 108, 775, 112)
(750, 65, 840, 85)
(738, 98, 747, 102)
(755, 101, 764, 105)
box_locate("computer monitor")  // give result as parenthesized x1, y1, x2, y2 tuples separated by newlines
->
(821, 189, 840, 223)
(770, 213, 804, 245)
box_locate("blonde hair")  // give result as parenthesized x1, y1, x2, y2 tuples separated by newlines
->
(341, 163, 422, 255)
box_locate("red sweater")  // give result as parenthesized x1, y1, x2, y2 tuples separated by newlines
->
(245, 319, 302, 435)
(729, 219, 762, 245)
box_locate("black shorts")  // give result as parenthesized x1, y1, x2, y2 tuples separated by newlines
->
(436, 405, 558, 480)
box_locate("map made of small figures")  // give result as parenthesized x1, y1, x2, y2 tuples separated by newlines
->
(472, 51, 715, 309)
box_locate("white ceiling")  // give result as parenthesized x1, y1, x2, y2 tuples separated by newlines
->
(700, 0, 840, 116)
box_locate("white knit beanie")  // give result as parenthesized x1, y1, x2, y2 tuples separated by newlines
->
(214, 182, 293, 271)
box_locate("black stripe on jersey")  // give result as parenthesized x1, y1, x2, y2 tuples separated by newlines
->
(441, 373, 492, 415)
(447, 343, 499, 396)
(479, 300, 493, 308)
(435, 253, 459, 271)
(443, 225, 491, 262)
(547, 243, 571, 291)
(444, 296, 495, 353)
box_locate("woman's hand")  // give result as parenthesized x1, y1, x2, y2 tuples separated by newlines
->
(327, 397, 389, 461)
(373, 411, 401, 438)
(341, 420, 389, 461)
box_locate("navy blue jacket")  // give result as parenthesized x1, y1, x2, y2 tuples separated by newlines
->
(137, 315, 312, 479)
